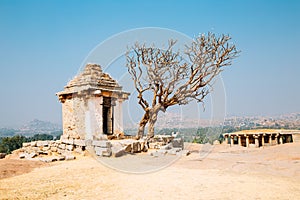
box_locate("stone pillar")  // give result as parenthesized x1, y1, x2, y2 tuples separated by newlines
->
(275, 134, 279, 145)
(223, 135, 228, 144)
(261, 134, 265, 146)
(254, 135, 259, 148)
(279, 135, 283, 144)
(246, 135, 249, 147)
(269, 134, 272, 145)
(113, 99, 124, 134)
(293, 133, 300, 143)
(230, 136, 234, 146)
(85, 98, 96, 140)
(85, 96, 107, 140)
(238, 135, 242, 146)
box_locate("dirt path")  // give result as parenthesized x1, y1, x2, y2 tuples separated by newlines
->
(0, 159, 47, 179)
(1, 143, 300, 200)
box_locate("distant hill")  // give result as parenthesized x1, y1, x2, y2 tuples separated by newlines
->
(0, 128, 17, 137)
(0, 119, 62, 137)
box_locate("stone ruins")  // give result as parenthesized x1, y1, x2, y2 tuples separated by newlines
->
(223, 129, 300, 148)
(56, 63, 130, 140)
(16, 63, 185, 161)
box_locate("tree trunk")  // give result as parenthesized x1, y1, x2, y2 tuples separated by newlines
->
(147, 106, 161, 139)
(136, 111, 149, 139)
(147, 118, 157, 139)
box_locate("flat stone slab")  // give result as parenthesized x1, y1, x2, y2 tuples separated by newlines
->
(92, 140, 112, 148)
(37, 141, 49, 147)
(22, 142, 31, 147)
(61, 138, 74, 145)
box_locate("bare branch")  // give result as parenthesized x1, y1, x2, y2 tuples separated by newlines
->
(126, 32, 239, 138)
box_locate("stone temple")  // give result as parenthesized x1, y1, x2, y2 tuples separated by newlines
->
(56, 63, 130, 140)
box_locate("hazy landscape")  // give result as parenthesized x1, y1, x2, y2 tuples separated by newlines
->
(1, 1, 299, 200)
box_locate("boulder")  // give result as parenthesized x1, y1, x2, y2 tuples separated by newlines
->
(0, 153, 6, 159)
(172, 138, 184, 149)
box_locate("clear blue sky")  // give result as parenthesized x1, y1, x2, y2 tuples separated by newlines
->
(0, 0, 299, 127)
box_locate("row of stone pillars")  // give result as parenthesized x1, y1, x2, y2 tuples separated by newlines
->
(224, 133, 290, 148)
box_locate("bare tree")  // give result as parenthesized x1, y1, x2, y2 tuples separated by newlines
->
(126, 32, 239, 139)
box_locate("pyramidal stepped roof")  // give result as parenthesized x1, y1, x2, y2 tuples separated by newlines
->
(57, 63, 123, 95)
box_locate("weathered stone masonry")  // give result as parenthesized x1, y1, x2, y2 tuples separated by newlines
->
(56, 63, 129, 140)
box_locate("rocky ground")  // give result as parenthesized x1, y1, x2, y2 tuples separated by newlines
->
(0, 142, 300, 200)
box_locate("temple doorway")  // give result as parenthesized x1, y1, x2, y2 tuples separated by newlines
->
(102, 97, 113, 135)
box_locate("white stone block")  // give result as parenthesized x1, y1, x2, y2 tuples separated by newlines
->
(74, 139, 86, 146)
(92, 140, 111, 148)
(66, 144, 74, 151)
(30, 141, 37, 147)
(50, 146, 58, 152)
(58, 144, 66, 150)
(22, 142, 31, 147)
(94, 146, 111, 157)
(64, 154, 76, 161)
(61, 138, 74, 145)
(37, 141, 49, 147)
